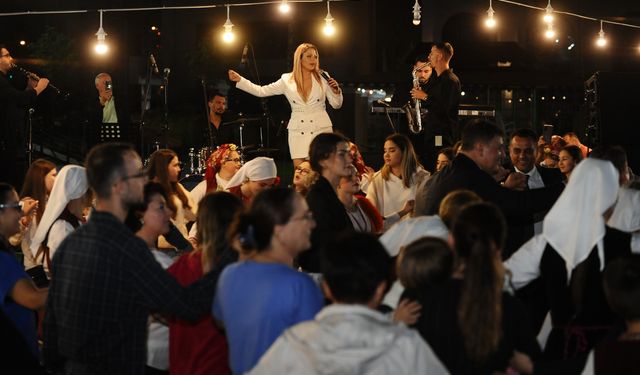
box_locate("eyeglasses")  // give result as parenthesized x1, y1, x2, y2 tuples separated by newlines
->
(291, 211, 314, 222)
(0, 202, 22, 212)
(122, 170, 148, 181)
(295, 166, 311, 174)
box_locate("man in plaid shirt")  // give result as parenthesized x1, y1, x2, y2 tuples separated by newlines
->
(43, 143, 217, 375)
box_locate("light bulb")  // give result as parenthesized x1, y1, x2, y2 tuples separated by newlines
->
(545, 28, 556, 39)
(323, 23, 335, 36)
(596, 22, 607, 48)
(412, 0, 421, 26)
(95, 41, 108, 54)
(279, 0, 290, 13)
(543, 1, 554, 24)
(485, 6, 496, 28)
(222, 6, 235, 43)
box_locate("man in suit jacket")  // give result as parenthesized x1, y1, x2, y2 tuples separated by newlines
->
(506, 128, 564, 257)
(419, 120, 564, 256)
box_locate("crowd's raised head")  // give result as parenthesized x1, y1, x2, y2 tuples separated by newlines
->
(322, 231, 392, 305)
(308, 132, 350, 173)
(460, 119, 504, 152)
(397, 236, 453, 290)
(232, 187, 299, 253)
(85, 142, 138, 199)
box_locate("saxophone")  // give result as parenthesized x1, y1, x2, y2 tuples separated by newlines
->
(407, 62, 429, 134)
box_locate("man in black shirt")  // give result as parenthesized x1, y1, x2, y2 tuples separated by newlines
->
(0, 44, 49, 187)
(202, 92, 237, 148)
(413, 42, 461, 171)
(43, 143, 218, 375)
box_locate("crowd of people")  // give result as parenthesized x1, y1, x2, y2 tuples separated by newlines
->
(2, 40, 640, 375)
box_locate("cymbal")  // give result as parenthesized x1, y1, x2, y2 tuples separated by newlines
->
(222, 117, 264, 126)
(246, 147, 279, 154)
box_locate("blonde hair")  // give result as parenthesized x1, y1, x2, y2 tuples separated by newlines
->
(290, 43, 322, 102)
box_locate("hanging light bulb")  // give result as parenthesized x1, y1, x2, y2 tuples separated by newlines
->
(596, 21, 607, 47)
(94, 10, 108, 55)
(323, 1, 335, 36)
(279, 0, 291, 13)
(544, 23, 556, 39)
(485, 0, 496, 28)
(543, 0, 554, 24)
(412, 0, 421, 26)
(222, 5, 235, 43)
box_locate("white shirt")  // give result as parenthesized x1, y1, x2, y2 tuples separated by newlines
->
(515, 166, 545, 234)
(147, 249, 175, 370)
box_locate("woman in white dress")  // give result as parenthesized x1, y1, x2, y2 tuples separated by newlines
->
(228, 42, 343, 166)
(366, 133, 430, 230)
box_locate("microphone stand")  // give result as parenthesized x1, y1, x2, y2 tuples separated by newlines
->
(27, 108, 35, 166)
(162, 68, 170, 149)
(138, 54, 153, 159)
(200, 77, 213, 148)
(248, 44, 274, 149)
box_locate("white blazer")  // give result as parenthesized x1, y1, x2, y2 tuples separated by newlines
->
(236, 73, 343, 131)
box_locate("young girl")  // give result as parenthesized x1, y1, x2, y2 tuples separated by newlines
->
(366, 133, 429, 230)
(169, 192, 243, 375)
(147, 149, 197, 248)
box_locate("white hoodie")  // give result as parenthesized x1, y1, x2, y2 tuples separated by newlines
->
(247, 304, 449, 375)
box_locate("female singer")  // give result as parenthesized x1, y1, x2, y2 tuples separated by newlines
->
(228, 43, 343, 166)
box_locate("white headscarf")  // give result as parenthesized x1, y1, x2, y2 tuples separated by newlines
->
(225, 157, 277, 189)
(607, 187, 640, 233)
(542, 158, 619, 276)
(379, 216, 449, 257)
(30, 165, 88, 255)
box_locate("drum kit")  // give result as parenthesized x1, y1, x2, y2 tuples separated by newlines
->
(179, 116, 279, 189)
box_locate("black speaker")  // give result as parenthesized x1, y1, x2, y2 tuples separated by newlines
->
(585, 72, 640, 170)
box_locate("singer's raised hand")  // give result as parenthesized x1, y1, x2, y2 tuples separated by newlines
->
(228, 69, 241, 82)
(327, 77, 340, 94)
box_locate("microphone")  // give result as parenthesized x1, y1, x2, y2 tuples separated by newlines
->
(149, 54, 159, 74)
(320, 70, 331, 81)
(240, 44, 249, 68)
(376, 99, 390, 107)
(163, 67, 171, 77)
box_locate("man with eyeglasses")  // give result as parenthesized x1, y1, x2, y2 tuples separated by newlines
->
(42, 143, 220, 375)
(0, 44, 49, 188)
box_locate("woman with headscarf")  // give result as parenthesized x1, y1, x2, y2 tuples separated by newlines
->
(225, 157, 278, 204)
(505, 158, 631, 363)
(228, 42, 342, 167)
(190, 144, 242, 205)
(30, 165, 90, 275)
(188, 144, 242, 244)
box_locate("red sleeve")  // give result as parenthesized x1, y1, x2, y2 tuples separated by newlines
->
(356, 196, 384, 234)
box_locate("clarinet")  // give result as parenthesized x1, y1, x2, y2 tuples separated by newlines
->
(11, 63, 63, 95)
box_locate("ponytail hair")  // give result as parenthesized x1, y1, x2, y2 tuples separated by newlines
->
(229, 187, 298, 253)
(452, 202, 506, 363)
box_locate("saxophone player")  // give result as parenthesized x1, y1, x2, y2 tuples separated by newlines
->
(413, 42, 461, 171)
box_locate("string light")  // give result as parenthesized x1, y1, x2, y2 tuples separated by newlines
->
(596, 20, 607, 47)
(279, 0, 290, 14)
(485, 0, 496, 28)
(222, 5, 235, 43)
(94, 10, 108, 55)
(412, 0, 421, 26)
(323, 0, 335, 36)
(543, 0, 554, 24)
